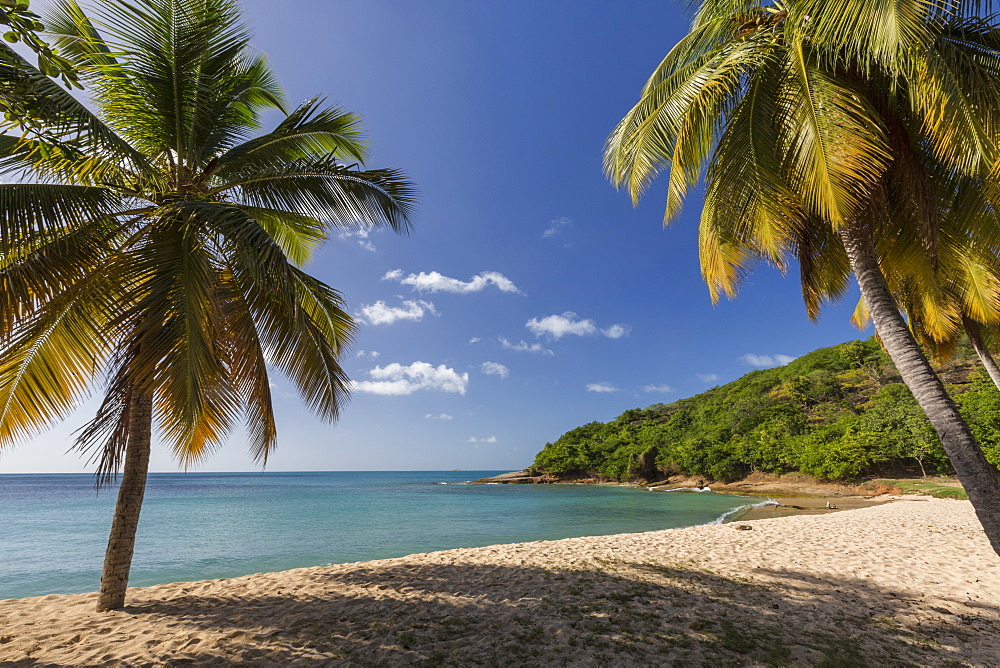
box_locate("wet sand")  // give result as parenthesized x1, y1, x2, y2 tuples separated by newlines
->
(732, 495, 893, 521)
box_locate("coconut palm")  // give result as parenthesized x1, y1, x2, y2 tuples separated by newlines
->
(0, 0, 415, 611)
(848, 167, 1000, 388)
(605, 0, 1000, 555)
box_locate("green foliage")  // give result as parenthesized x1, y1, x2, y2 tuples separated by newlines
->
(531, 338, 1000, 482)
(956, 368, 1000, 468)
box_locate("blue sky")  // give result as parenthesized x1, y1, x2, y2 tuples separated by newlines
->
(2, 0, 870, 474)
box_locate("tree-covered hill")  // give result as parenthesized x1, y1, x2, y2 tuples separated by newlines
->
(531, 339, 1000, 483)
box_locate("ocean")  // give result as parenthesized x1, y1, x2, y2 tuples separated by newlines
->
(0, 471, 761, 600)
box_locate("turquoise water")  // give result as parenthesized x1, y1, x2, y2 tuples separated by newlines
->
(0, 471, 760, 600)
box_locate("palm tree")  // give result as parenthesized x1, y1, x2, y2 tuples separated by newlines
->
(605, 0, 1000, 555)
(848, 168, 1000, 389)
(0, 0, 415, 611)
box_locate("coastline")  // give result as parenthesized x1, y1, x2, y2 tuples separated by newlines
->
(476, 469, 906, 523)
(1, 497, 997, 665)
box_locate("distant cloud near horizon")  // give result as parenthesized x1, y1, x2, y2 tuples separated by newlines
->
(526, 312, 631, 341)
(499, 337, 554, 355)
(642, 384, 673, 393)
(467, 435, 498, 444)
(741, 353, 796, 368)
(480, 361, 509, 378)
(383, 269, 521, 295)
(586, 382, 620, 393)
(352, 362, 469, 396)
(357, 299, 437, 326)
(696, 373, 720, 383)
(424, 413, 454, 420)
(543, 216, 571, 238)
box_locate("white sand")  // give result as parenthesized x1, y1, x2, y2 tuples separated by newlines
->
(1, 497, 998, 666)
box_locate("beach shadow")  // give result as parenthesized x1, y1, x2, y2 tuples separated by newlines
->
(64, 558, 998, 666)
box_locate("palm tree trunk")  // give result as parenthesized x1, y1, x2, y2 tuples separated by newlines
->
(962, 315, 1000, 391)
(839, 223, 1000, 556)
(96, 389, 152, 612)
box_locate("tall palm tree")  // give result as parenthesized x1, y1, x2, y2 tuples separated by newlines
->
(605, 0, 1000, 555)
(0, 0, 415, 611)
(849, 168, 1000, 388)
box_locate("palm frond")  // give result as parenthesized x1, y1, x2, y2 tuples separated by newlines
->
(215, 97, 367, 178)
(0, 276, 116, 448)
(778, 40, 892, 227)
(221, 158, 415, 234)
(787, 0, 943, 73)
(0, 184, 131, 247)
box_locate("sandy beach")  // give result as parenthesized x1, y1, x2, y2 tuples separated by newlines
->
(1, 496, 998, 666)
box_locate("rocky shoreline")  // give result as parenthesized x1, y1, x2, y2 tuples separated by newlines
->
(472, 469, 896, 497)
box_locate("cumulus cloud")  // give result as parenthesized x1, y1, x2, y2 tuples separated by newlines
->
(424, 413, 454, 420)
(586, 382, 620, 393)
(642, 384, 673, 393)
(383, 269, 521, 295)
(469, 337, 481, 344)
(339, 228, 377, 252)
(480, 361, 510, 378)
(696, 373, 720, 383)
(355, 350, 381, 360)
(741, 353, 796, 368)
(543, 216, 571, 238)
(526, 312, 630, 340)
(602, 324, 632, 339)
(352, 362, 469, 396)
(357, 299, 437, 325)
(468, 435, 498, 444)
(499, 337, 554, 355)
(527, 312, 596, 339)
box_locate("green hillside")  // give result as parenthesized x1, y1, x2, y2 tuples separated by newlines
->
(531, 339, 1000, 483)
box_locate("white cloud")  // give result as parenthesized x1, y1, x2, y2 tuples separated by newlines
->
(352, 362, 469, 396)
(424, 413, 454, 420)
(339, 228, 377, 252)
(586, 382, 620, 393)
(696, 373, 720, 383)
(543, 216, 571, 238)
(741, 353, 796, 368)
(357, 299, 437, 325)
(499, 337, 554, 355)
(527, 312, 596, 339)
(602, 324, 632, 339)
(469, 337, 480, 344)
(642, 384, 673, 393)
(468, 435, 498, 444)
(480, 361, 509, 378)
(525, 312, 630, 340)
(355, 350, 381, 360)
(384, 269, 521, 295)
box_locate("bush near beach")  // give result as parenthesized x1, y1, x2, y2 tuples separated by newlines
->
(532, 337, 1000, 484)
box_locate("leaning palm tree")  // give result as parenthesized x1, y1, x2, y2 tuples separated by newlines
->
(850, 167, 1000, 389)
(0, 0, 414, 611)
(606, 0, 1000, 555)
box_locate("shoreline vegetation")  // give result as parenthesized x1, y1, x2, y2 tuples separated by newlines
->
(1, 497, 997, 665)
(516, 338, 1000, 495)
